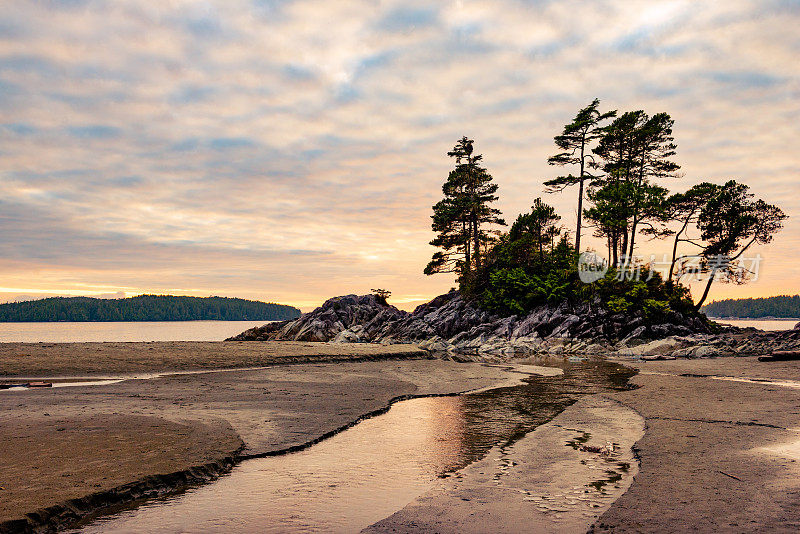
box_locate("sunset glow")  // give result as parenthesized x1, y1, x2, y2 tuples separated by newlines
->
(1, 0, 797, 310)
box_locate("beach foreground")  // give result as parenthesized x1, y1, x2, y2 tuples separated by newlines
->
(596, 357, 800, 532)
(363, 355, 800, 533)
(2, 342, 800, 532)
(0, 342, 521, 531)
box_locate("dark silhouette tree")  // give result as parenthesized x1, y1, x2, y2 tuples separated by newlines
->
(586, 110, 679, 264)
(693, 181, 786, 310)
(370, 288, 391, 304)
(510, 198, 563, 263)
(662, 182, 722, 282)
(426, 137, 505, 285)
(544, 99, 616, 254)
(624, 112, 680, 258)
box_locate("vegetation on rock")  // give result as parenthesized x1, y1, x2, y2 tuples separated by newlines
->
(425, 100, 786, 322)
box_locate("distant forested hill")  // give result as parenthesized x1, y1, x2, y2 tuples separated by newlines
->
(0, 295, 301, 322)
(702, 295, 800, 318)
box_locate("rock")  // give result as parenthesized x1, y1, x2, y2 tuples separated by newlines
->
(692, 345, 720, 358)
(616, 337, 686, 357)
(227, 294, 406, 342)
(795, 321, 800, 330)
(583, 343, 608, 354)
(621, 326, 647, 344)
(332, 329, 362, 343)
(228, 291, 724, 360)
(417, 336, 453, 353)
(669, 347, 692, 358)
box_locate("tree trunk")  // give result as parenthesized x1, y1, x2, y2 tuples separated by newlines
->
(695, 270, 716, 310)
(627, 156, 646, 260)
(463, 220, 470, 275)
(472, 214, 480, 271)
(668, 216, 692, 282)
(620, 229, 628, 266)
(576, 138, 586, 253)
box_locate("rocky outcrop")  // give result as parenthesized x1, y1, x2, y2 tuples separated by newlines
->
(229, 291, 795, 358)
(228, 294, 408, 342)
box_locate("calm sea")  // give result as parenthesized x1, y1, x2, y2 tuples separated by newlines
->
(0, 321, 272, 343)
(712, 318, 798, 331)
(0, 318, 794, 343)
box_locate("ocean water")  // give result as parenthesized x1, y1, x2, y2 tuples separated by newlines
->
(712, 318, 798, 331)
(0, 320, 271, 343)
(0, 318, 795, 343)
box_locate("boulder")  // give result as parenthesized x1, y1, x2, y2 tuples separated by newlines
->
(692, 345, 720, 358)
(616, 337, 685, 357)
(332, 329, 362, 343)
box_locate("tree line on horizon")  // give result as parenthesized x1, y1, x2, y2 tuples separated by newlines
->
(425, 100, 786, 317)
(0, 295, 301, 322)
(702, 295, 800, 319)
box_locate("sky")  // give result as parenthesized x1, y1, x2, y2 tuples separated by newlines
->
(0, 0, 798, 311)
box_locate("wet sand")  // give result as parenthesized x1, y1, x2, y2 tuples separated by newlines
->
(365, 356, 800, 533)
(5, 342, 799, 533)
(596, 356, 800, 532)
(365, 396, 645, 533)
(0, 342, 520, 530)
(0, 340, 426, 377)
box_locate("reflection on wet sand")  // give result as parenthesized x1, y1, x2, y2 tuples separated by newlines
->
(72, 359, 634, 533)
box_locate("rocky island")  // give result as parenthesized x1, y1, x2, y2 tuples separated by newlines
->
(229, 292, 800, 359)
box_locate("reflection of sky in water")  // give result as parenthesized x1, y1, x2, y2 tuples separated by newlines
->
(74, 361, 632, 533)
(75, 397, 471, 534)
(712, 318, 797, 331)
(0, 321, 271, 343)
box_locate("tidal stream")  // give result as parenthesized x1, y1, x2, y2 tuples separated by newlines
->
(72, 360, 634, 533)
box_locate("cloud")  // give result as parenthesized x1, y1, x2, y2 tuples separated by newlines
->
(0, 0, 797, 310)
(66, 124, 122, 138)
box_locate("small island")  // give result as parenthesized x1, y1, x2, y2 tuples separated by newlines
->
(702, 295, 800, 319)
(0, 295, 301, 322)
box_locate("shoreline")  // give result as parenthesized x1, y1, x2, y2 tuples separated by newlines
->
(0, 341, 428, 377)
(0, 345, 528, 532)
(4, 342, 800, 532)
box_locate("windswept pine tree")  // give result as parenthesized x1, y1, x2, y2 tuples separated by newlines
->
(425, 137, 505, 286)
(544, 99, 616, 254)
(663, 182, 723, 282)
(693, 180, 786, 309)
(585, 110, 679, 265)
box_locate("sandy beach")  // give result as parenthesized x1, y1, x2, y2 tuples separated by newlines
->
(365, 355, 800, 533)
(0, 342, 521, 531)
(0, 340, 428, 377)
(596, 356, 800, 532)
(3, 342, 800, 533)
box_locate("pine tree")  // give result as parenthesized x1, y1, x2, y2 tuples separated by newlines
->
(545, 99, 616, 254)
(588, 110, 679, 264)
(425, 137, 505, 285)
(693, 181, 786, 309)
(663, 182, 722, 282)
